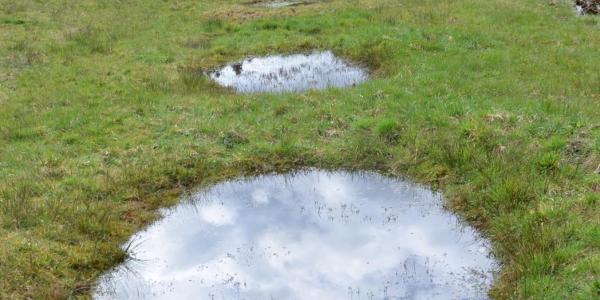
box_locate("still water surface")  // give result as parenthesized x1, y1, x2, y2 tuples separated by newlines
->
(208, 51, 368, 94)
(95, 170, 497, 299)
(253, 1, 308, 8)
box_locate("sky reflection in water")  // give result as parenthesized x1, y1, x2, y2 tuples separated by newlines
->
(208, 51, 368, 94)
(95, 170, 497, 300)
(253, 1, 307, 8)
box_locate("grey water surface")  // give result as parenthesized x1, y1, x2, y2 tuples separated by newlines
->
(208, 51, 368, 94)
(95, 170, 497, 300)
(251, 0, 326, 8)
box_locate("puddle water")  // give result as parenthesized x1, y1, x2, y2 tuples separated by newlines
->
(251, 0, 317, 8)
(575, 0, 599, 15)
(95, 170, 497, 300)
(208, 51, 368, 94)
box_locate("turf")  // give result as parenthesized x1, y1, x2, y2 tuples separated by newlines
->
(1, 0, 599, 298)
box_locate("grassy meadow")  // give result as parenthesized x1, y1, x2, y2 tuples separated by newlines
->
(1, 0, 599, 298)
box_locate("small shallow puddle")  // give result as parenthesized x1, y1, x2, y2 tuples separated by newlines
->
(576, 0, 599, 15)
(208, 51, 368, 94)
(95, 170, 497, 299)
(249, 0, 322, 8)
(252, 1, 311, 8)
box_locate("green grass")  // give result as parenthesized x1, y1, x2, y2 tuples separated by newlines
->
(1, 0, 599, 298)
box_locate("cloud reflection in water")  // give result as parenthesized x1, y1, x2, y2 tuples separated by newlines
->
(95, 170, 497, 300)
(208, 51, 368, 94)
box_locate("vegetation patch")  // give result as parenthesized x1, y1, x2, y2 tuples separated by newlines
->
(0, 0, 599, 299)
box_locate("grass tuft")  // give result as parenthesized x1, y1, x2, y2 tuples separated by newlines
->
(375, 119, 401, 144)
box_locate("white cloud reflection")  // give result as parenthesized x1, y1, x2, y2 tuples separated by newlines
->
(95, 170, 497, 300)
(200, 203, 237, 226)
(208, 51, 368, 94)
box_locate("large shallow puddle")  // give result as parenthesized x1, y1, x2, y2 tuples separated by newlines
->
(208, 51, 368, 94)
(95, 170, 497, 299)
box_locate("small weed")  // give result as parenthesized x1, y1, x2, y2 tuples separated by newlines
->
(2, 18, 26, 25)
(204, 18, 224, 32)
(375, 119, 401, 144)
(1, 1, 27, 14)
(141, 72, 174, 93)
(177, 65, 221, 93)
(353, 38, 395, 75)
(8, 40, 45, 67)
(0, 183, 41, 229)
(536, 152, 561, 173)
(543, 136, 567, 152)
(221, 130, 248, 149)
(354, 118, 375, 130)
(65, 26, 114, 54)
(182, 36, 211, 49)
(137, 48, 174, 65)
(261, 21, 280, 30)
(584, 193, 598, 207)
(273, 104, 287, 116)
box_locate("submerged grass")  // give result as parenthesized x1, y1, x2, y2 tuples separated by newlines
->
(0, 0, 599, 298)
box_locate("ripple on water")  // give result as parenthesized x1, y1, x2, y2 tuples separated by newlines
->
(208, 51, 368, 94)
(95, 170, 498, 300)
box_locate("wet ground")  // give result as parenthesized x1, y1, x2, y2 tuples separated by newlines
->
(208, 51, 368, 94)
(95, 170, 497, 300)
